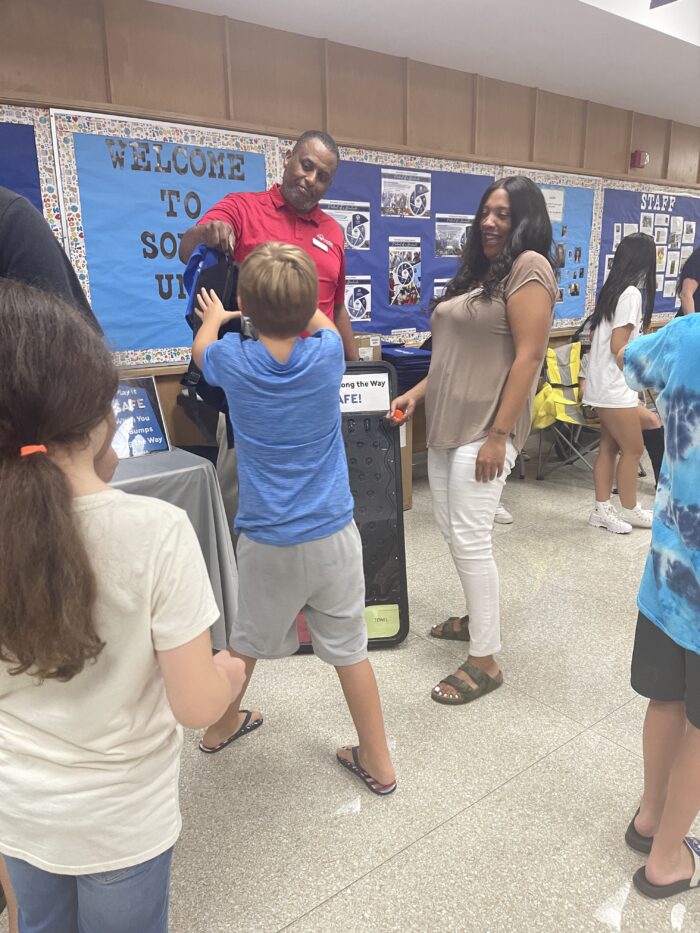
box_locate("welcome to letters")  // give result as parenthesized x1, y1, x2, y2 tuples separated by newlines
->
(105, 139, 246, 180)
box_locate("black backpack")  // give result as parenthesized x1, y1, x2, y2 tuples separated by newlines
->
(179, 254, 255, 447)
(181, 254, 240, 412)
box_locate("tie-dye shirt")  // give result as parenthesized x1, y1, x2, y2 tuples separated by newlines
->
(624, 315, 700, 654)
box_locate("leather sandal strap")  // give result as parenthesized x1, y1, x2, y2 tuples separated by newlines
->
(441, 674, 473, 694)
(457, 662, 490, 688)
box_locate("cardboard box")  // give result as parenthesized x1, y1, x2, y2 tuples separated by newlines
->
(353, 333, 383, 362)
(400, 416, 413, 510)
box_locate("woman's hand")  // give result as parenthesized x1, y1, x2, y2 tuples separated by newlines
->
(475, 434, 507, 482)
(387, 393, 416, 424)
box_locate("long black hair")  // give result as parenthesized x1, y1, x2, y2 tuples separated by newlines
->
(433, 176, 554, 306)
(589, 233, 656, 333)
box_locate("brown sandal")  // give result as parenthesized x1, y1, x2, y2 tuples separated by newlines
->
(431, 661, 503, 705)
(429, 614, 470, 642)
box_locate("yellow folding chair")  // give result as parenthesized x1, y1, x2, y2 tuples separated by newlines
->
(533, 341, 600, 480)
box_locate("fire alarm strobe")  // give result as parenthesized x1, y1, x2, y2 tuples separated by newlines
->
(631, 150, 650, 168)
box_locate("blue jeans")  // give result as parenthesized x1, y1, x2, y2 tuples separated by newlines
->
(4, 847, 173, 933)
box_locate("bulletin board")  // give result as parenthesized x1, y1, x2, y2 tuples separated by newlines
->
(0, 104, 64, 243)
(319, 149, 494, 336)
(2, 106, 692, 371)
(596, 183, 700, 320)
(277, 140, 602, 336)
(503, 168, 597, 328)
(51, 110, 279, 366)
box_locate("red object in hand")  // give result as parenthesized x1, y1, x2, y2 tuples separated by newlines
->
(392, 408, 405, 423)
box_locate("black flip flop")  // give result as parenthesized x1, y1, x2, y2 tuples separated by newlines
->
(336, 746, 397, 796)
(625, 808, 653, 855)
(198, 709, 263, 754)
(633, 837, 700, 899)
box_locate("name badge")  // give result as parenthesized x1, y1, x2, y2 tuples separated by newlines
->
(312, 236, 329, 253)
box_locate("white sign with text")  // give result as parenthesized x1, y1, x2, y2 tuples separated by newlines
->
(339, 372, 391, 413)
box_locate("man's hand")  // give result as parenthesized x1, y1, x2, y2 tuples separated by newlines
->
(179, 221, 235, 263)
(200, 221, 235, 256)
(196, 287, 241, 328)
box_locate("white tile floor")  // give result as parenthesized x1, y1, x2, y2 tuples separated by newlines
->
(4, 446, 699, 932)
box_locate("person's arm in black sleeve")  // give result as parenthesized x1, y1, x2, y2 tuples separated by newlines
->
(0, 192, 102, 334)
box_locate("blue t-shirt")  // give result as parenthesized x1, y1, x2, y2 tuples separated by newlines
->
(202, 329, 354, 546)
(624, 315, 700, 654)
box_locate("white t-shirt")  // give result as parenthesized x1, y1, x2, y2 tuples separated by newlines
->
(0, 489, 219, 875)
(583, 286, 642, 408)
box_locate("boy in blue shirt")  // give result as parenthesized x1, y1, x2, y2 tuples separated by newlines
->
(621, 314, 700, 897)
(192, 242, 396, 795)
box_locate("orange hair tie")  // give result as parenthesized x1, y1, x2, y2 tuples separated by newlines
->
(20, 445, 47, 457)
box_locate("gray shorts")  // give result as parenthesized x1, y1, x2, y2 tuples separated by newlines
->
(231, 521, 368, 667)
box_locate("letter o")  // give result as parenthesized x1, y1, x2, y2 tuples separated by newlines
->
(160, 232, 178, 259)
(189, 149, 206, 177)
(184, 191, 201, 219)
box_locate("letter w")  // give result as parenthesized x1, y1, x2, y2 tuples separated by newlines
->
(106, 139, 126, 169)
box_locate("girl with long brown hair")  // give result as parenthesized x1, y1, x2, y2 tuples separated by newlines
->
(0, 280, 245, 932)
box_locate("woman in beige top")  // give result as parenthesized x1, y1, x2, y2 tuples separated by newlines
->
(390, 176, 557, 705)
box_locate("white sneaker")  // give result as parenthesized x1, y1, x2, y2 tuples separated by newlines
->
(589, 502, 632, 534)
(619, 504, 653, 529)
(494, 504, 513, 524)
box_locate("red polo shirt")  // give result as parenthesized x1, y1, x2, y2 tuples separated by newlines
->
(198, 184, 345, 319)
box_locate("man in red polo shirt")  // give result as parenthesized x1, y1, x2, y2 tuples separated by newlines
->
(179, 130, 358, 361)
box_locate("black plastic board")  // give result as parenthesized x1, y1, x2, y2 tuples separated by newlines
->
(296, 361, 410, 651)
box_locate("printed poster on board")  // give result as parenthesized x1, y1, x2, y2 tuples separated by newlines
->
(381, 169, 431, 219)
(434, 214, 474, 257)
(388, 237, 421, 306)
(345, 275, 372, 322)
(320, 199, 370, 250)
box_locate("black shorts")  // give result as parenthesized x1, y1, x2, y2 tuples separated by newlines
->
(631, 612, 700, 728)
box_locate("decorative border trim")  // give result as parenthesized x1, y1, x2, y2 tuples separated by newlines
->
(51, 110, 279, 365)
(6, 113, 694, 364)
(0, 104, 64, 242)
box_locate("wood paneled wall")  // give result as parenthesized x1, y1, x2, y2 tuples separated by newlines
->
(2, 0, 699, 188)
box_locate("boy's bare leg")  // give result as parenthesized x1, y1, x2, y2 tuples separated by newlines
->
(200, 649, 261, 749)
(644, 720, 700, 886)
(335, 659, 395, 785)
(0, 855, 19, 933)
(635, 700, 686, 837)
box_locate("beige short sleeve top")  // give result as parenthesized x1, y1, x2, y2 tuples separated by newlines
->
(425, 250, 557, 451)
(0, 489, 220, 875)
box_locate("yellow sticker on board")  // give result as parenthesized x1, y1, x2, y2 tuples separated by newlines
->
(365, 604, 400, 638)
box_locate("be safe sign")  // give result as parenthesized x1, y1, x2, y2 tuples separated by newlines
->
(112, 377, 170, 458)
(339, 372, 391, 413)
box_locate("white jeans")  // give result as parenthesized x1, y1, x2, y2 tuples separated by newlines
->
(428, 439, 517, 657)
